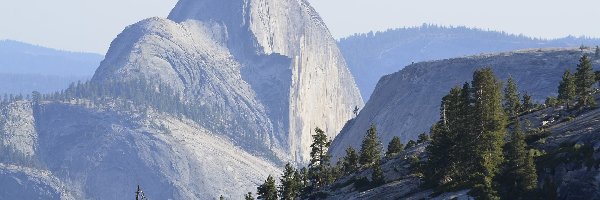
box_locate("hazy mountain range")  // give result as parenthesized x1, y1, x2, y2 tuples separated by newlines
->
(0, 40, 103, 95)
(338, 24, 600, 100)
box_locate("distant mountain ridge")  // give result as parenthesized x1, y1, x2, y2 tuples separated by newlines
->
(0, 40, 103, 94)
(338, 24, 600, 100)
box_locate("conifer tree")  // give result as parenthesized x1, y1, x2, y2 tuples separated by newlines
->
(574, 55, 596, 107)
(245, 192, 255, 200)
(558, 70, 576, 108)
(385, 136, 404, 158)
(417, 133, 431, 143)
(405, 140, 417, 150)
(279, 163, 300, 200)
(595, 46, 600, 58)
(359, 124, 382, 167)
(342, 146, 360, 174)
(424, 86, 466, 187)
(371, 160, 385, 186)
(257, 175, 278, 200)
(503, 76, 521, 118)
(469, 68, 507, 199)
(308, 127, 331, 189)
(501, 117, 538, 199)
(521, 93, 534, 113)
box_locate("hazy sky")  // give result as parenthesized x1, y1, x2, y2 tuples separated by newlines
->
(1, 0, 599, 54)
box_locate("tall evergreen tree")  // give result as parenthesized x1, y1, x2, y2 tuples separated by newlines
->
(574, 55, 596, 107)
(501, 117, 538, 199)
(342, 146, 360, 174)
(257, 175, 278, 200)
(521, 93, 534, 113)
(424, 87, 463, 187)
(595, 46, 600, 58)
(279, 163, 300, 200)
(469, 68, 507, 199)
(308, 127, 331, 189)
(359, 124, 382, 167)
(371, 160, 385, 186)
(558, 70, 576, 108)
(503, 76, 521, 118)
(385, 136, 404, 158)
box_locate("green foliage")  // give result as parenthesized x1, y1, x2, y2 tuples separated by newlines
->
(417, 133, 431, 143)
(545, 96, 559, 107)
(279, 163, 302, 200)
(425, 68, 507, 198)
(257, 175, 278, 200)
(245, 192, 255, 200)
(308, 127, 332, 189)
(469, 68, 507, 197)
(359, 124, 382, 167)
(503, 76, 522, 118)
(405, 140, 417, 150)
(521, 93, 534, 113)
(574, 55, 596, 107)
(499, 118, 538, 199)
(385, 136, 404, 158)
(342, 146, 360, 174)
(558, 70, 576, 107)
(371, 161, 385, 186)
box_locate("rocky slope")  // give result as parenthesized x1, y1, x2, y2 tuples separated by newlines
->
(338, 25, 600, 100)
(330, 48, 599, 160)
(323, 96, 600, 199)
(93, 0, 363, 163)
(0, 100, 280, 199)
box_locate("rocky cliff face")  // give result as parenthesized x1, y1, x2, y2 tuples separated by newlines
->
(0, 0, 362, 198)
(93, 0, 363, 163)
(0, 101, 281, 199)
(330, 48, 599, 160)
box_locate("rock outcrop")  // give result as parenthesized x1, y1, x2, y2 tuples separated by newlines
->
(93, 0, 363, 163)
(331, 48, 599, 160)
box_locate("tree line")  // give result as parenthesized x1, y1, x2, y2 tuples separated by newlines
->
(424, 55, 599, 199)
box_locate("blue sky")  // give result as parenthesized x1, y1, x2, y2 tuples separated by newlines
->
(1, 0, 599, 54)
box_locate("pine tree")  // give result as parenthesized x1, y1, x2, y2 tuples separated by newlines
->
(308, 127, 331, 189)
(501, 117, 538, 199)
(558, 70, 576, 108)
(595, 46, 600, 58)
(371, 160, 385, 186)
(503, 76, 521, 118)
(417, 133, 431, 143)
(574, 55, 596, 107)
(521, 93, 534, 113)
(424, 86, 466, 187)
(342, 146, 360, 174)
(359, 124, 382, 167)
(245, 192, 255, 200)
(405, 140, 417, 150)
(279, 163, 300, 200)
(257, 175, 278, 200)
(469, 68, 507, 199)
(385, 136, 404, 158)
